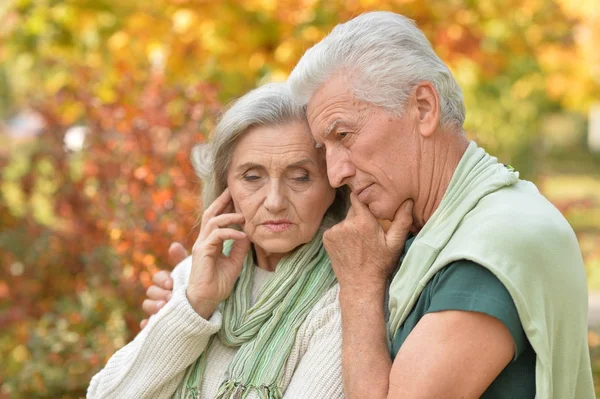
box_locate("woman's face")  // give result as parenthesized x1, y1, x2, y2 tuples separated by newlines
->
(227, 121, 336, 256)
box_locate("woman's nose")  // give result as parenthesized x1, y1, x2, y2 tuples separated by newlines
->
(263, 180, 287, 213)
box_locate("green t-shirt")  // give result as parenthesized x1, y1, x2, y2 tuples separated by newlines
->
(390, 241, 536, 398)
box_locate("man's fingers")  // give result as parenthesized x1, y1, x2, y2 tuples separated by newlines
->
(146, 284, 173, 301)
(142, 299, 166, 316)
(346, 204, 356, 219)
(152, 270, 174, 290)
(140, 319, 148, 329)
(386, 199, 414, 249)
(168, 242, 188, 268)
(349, 193, 373, 217)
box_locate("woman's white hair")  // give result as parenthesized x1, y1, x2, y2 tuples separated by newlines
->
(288, 11, 465, 130)
(191, 82, 348, 221)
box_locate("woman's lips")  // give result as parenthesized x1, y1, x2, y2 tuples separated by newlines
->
(262, 221, 292, 232)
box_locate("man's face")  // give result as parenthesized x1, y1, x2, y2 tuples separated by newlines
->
(306, 74, 419, 221)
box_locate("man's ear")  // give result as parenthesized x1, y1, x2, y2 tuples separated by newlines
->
(414, 82, 440, 138)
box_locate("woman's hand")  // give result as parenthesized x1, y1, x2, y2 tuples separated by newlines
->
(187, 189, 250, 319)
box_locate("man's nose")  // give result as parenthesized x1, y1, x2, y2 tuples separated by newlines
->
(264, 180, 287, 213)
(326, 149, 354, 188)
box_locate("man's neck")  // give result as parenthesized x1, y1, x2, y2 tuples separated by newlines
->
(414, 130, 469, 230)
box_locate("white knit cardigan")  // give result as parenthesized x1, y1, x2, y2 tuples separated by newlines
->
(87, 256, 344, 399)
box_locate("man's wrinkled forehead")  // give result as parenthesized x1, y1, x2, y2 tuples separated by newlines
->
(306, 76, 355, 137)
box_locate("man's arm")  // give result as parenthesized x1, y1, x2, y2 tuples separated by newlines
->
(339, 289, 514, 399)
(388, 310, 514, 399)
(324, 195, 515, 398)
(322, 196, 412, 399)
(339, 283, 390, 399)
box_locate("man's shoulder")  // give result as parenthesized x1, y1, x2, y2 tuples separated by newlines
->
(461, 179, 576, 244)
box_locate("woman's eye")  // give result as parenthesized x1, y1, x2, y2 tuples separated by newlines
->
(243, 175, 260, 182)
(293, 174, 310, 182)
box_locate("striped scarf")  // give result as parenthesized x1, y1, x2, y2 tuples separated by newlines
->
(174, 230, 336, 399)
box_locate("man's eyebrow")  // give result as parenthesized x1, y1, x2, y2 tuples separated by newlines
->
(324, 119, 344, 138)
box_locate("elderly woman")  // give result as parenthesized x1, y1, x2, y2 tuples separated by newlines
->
(87, 83, 347, 399)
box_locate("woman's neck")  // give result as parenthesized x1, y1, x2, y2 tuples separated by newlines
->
(253, 244, 287, 272)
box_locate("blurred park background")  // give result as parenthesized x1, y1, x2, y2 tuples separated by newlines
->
(0, 0, 599, 397)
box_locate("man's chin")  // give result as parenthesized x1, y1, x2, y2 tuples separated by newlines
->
(367, 202, 396, 221)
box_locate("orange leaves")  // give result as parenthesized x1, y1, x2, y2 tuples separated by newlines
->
(1, 1, 599, 396)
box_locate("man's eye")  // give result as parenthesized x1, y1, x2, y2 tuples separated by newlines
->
(338, 132, 349, 139)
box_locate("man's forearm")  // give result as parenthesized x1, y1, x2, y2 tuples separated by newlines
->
(339, 283, 391, 399)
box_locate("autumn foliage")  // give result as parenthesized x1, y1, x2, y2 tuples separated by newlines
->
(0, 0, 599, 397)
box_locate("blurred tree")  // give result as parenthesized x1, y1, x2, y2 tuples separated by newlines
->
(0, 0, 598, 397)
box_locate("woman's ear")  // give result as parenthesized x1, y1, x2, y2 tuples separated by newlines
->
(414, 82, 440, 138)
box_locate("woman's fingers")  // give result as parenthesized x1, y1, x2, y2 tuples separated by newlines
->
(140, 318, 148, 329)
(201, 189, 233, 224)
(194, 228, 247, 254)
(202, 213, 245, 232)
(197, 213, 245, 242)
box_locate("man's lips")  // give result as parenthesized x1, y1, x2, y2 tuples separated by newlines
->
(355, 184, 374, 201)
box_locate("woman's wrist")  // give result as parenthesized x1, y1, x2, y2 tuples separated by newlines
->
(186, 288, 220, 319)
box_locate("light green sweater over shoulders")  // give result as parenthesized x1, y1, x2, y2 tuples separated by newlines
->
(388, 142, 594, 398)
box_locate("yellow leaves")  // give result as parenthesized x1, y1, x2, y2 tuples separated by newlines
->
(110, 228, 122, 241)
(12, 345, 30, 363)
(274, 41, 296, 64)
(557, 0, 599, 20)
(30, 192, 56, 226)
(511, 76, 536, 100)
(453, 58, 479, 88)
(589, 331, 600, 348)
(172, 8, 196, 34)
(1, 181, 26, 217)
(249, 52, 267, 71)
(61, 102, 85, 125)
(96, 84, 118, 104)
(359, 0, 381, 6)
(108, 31, 129, 51)
(446, 24, 464, 42)
(301, 25, 321, 42)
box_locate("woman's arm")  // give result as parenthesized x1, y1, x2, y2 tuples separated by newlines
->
(87, 258, 222, 399)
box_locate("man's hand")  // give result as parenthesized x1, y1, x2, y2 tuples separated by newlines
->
(323, 194, 413, 293)
(140, 242, 188, 329)
(325, 194, 413, 399)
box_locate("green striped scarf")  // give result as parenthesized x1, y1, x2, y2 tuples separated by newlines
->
(174, 230, 336, 399)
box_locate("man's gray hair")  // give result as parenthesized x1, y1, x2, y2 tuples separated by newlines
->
(288, 11, 465, 130)
(190, 82, 348, 221)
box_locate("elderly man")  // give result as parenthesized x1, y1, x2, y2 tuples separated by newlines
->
(286, 11, 593, 398)
(145, 11, 593, 398)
